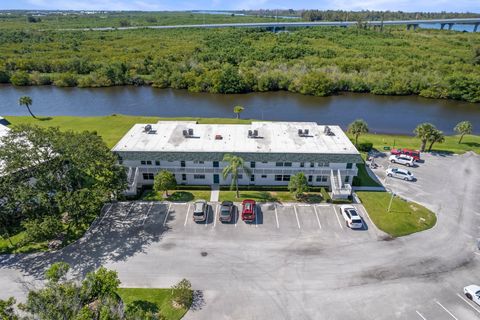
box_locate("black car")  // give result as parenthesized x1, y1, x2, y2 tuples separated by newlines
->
(219, 201, 234, 222)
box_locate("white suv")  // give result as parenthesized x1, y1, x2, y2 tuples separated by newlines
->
(389, 154, 414, 167)
(386, 168, 415, 181)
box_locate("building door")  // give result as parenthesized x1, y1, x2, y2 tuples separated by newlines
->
(213, 174, 219, 184)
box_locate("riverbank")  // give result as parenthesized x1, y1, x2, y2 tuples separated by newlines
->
(5, 115, 480, 154)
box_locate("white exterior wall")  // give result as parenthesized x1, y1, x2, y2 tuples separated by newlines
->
(127, 160, 357, 190)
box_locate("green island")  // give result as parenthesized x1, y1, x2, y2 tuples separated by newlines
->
(1, 12, 479, 102)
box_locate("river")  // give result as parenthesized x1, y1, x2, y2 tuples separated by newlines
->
(0, 86, 478, 135)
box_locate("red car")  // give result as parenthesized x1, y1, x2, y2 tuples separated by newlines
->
(241, 199, 256, 222)
(391, 148, 421, 161)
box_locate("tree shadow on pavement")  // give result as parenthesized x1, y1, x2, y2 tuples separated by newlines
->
(0, 201, 172, 280)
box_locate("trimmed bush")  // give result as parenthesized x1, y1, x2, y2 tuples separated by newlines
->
(357, 142, 373, 152)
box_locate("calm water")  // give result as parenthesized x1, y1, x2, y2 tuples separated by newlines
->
(0, 85, 479, 135)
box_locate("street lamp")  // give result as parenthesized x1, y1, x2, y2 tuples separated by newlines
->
(384, 164, 395, 213)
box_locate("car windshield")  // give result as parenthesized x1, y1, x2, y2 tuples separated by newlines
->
(476, 290, 480, 296)
(194, 203, 204, 212)
(221, 208, 230, 215)
(347, 209, 359, 217)
(244, 203, 252, 210)
(193, 211, 204, 216)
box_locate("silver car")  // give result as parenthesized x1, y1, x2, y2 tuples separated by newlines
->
(386, 168, 415, 181)
(389, 154, 414, 167)
(193, 200, 208, 222)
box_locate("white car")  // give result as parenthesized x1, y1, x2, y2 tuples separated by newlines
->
(389, 154, 414, 167)
(340, 205, 363, 229)
(463, 285, 480, 305)
(386, 168, 415, 181)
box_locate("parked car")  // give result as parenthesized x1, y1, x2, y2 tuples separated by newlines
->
(386, 168, 415, 181)
(340, 205, 363, 229)
(391, 148, 421, 161)
(389, 154, 415, 167)
(241, 199, 256, 222)
(463, 285, 480, 305)
(219, 201, 234, 223)
(193, 200, 208, 222)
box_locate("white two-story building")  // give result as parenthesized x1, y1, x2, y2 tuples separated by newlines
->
(112, 121, 363, 199)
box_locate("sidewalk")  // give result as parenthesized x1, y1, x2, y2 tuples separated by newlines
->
(210, 184, 219, 202)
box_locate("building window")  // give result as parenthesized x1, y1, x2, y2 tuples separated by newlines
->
(213, 161, 219, 168)
(155, 160, 160, 166)
(275, 175, 282, 181)
(310, 162, 314, 168)
(318, 162, 327, 167)
(118, 156, 123, 165)
(146, 160, 152, 165)
(300, 162, 304, 167)
(316, 176, 328, 182)
(346, 163, 353, 169)
(182, 174, 186, 181)
(284, 162, 292, 167)
(193, 161, 204, 164)
(193, 174, 205, 180)
(141, 161, 146, 165)
(282, 175, 291, 181)
(238, 174, 243, 179)
(261, 175, 267, 178)
(275, 162, 283, 167)
(142, 173, 154, 180)
(262, 161, 268, 164)
(250, 161, 256, 168)
(308, 175, 312, 182)
(250, 175, 255, 182)
(345, 176, 349, 183)
(181, 161, 185, 167)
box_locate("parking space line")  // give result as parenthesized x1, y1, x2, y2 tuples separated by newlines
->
(293, 205, 301, 229)
(313, 206, 322, 229)
(125, 202, 135, 217)
(184, 203, 191, 227)
(456, 293, 480, 314)
(142, 202, 154, 226)
(435, 300, 458, 320)
(333, 206, 344, 230)
(213, 204, 219, 228)
(162, 203, 171, 227)
(274, 204, 279, 229)
(474, 252, 480, 256)
(415, 310, 427, 320)
(235, 208, 238, 227)
(98, 203, 114, 226)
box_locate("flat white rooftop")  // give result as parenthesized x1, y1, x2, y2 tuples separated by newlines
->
(112, 121, 359, 155)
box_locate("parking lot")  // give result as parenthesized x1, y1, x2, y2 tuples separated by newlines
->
(96, 200, 380, 245)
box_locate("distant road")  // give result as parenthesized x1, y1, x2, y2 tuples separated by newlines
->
(61, 18, 480, 31)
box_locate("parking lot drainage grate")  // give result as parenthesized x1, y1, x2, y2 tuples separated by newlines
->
(201, 251, 208, 257)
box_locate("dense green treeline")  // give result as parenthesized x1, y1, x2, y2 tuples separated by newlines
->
(300, 10, 480, 21)
(0, 23, 479, 102)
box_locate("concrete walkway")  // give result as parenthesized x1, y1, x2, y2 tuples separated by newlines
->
(210, 184, 219, 202)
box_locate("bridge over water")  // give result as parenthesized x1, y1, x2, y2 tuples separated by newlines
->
(69, 18, 480, 32)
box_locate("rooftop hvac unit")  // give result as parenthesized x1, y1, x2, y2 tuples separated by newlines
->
(182, 129, 188, 137)
(144, 124, 152, 132)
(248, 130, 253, 138)
(298, 129, 303, 136)
(188, 128, 194, 136)
(304, 129, 309, 135)
(253, 130, 258, 137)
(324, 126, 335, 136)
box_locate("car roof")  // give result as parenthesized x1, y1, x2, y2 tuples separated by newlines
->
(393, 168, 410, 174)
(242, 199, 256, 204)
(221, 201, 233, 206)
(465, 285, 480, 292)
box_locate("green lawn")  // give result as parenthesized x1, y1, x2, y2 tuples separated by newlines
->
(351, 133, 480, 155)
(0, 231, 50, 254)
(357, 191, 437, 237)
(142, 189, 212, 202)
(117, 288, 190, 320)
(353, 163, 382, 187)
(219, 190, 323, 203)
(5, 115, 252, 149)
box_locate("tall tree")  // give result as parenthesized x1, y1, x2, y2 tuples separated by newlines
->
(18, 96, 36, 119)
(233, 105, 244, 119)
(288, 172, 309, 199)
(454, 121, 473, 144)
(414, 123, 436, 152)
(347, 119, 369, 146)
(222, 154, 251, 199)
(427, 129, 445, 152)
(153, 170, 177, 197)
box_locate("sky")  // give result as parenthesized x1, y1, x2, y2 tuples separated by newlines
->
(0, 0, 479, 12)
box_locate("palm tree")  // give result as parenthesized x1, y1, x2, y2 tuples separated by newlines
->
(222, 154, 251, 199)
(347, 119, 369, 146)
(427, 129, 445, 152)
(454, 121, 473, 144)
(233, 106, 244, 119)
(414, 123, 436, 152)
(19, 96, 36, 119)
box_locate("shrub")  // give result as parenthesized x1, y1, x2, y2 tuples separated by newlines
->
(320, 187, 331, 203)
(22, 216, 63, 244)
(10, 71, 30, 86)
(0, 70, 10, 83)
(54, 73, 78, 87)
(357, 142, 373, 152)
(171, 278, 193, 309)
